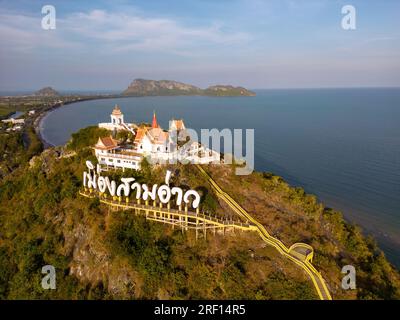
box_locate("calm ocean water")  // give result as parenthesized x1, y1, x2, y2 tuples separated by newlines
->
(41, 88, 400, 267)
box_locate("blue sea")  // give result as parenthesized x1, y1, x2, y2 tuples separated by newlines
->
(41, 88, 400, 267)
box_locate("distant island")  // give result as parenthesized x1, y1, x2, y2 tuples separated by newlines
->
(34, 87, 60, 97)
(122, 79, 256, 97)
(29, 81, 255, 99)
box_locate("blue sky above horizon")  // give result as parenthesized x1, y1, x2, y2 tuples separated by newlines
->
(0, 0, 399, 90)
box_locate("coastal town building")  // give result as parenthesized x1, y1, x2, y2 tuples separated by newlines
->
(2, 116, 25, 132)
(95, 106, 220, 171)
(5, 125, 23, 132)
(1, 118, 25, 124)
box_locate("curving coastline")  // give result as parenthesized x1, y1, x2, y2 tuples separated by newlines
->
(34, 95, 121, 149)
(35, 108, 55, 148)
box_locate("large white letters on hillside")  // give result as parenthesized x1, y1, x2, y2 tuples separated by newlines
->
(83, 160, 201, 209)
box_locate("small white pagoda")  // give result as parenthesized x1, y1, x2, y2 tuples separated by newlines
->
(98, 105, 136, 133)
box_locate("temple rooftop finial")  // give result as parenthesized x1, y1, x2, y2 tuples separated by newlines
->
(152, 110, 158, 128)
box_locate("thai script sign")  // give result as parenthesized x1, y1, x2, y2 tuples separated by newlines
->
(83, 160, 201, 209)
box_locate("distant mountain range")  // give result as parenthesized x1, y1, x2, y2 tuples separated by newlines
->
(122, 79, 256, 97)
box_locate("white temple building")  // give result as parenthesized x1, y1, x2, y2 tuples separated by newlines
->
(95, 106, 220, 171)
(94, 136, 142, 170)
(98, 105, 136, 133)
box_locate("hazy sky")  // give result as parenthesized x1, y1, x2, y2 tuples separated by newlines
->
(0, 0, 399, 90)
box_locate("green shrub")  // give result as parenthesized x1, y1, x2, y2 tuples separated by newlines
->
(67, 126, 110, 151)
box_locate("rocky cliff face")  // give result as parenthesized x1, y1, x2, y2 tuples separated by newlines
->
(122, 79, 255, 96)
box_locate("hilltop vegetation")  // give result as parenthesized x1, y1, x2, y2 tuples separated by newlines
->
(0, 126, 42, 178)
(0, 126, 399, 300)
(66, 126, 110, 151)
(203, 85, 256, 97)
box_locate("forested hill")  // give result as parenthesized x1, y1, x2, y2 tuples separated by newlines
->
(122, 79, 256, 97)
(34, 87, 60, 97)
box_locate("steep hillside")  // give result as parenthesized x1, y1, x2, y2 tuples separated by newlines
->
(0, 126, 399, 299)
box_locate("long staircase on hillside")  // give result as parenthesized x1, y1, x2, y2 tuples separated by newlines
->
(194, 164, 332, 300)
(78, 164, 332, 300)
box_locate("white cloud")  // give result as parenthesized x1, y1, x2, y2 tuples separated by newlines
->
(63, 9, 250, 54)
(0, 8, 251, 56)
(0, 11, 80, 52)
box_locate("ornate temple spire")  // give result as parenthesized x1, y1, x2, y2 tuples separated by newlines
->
(112, 104, 122, 115)
(152, 110, 158, 128)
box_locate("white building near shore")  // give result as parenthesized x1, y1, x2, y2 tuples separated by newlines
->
(2, 118, 25, 124)
(94, 106, 220, 171)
